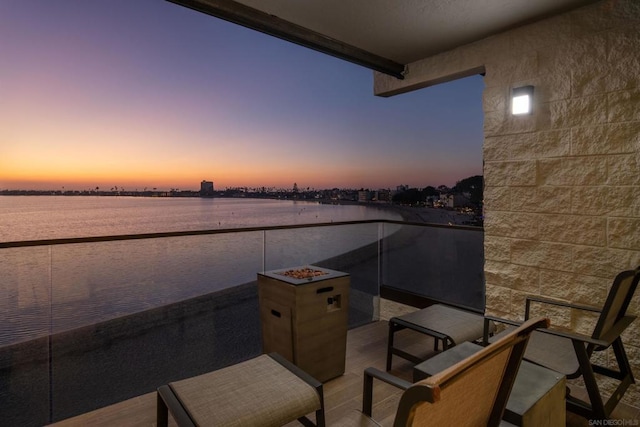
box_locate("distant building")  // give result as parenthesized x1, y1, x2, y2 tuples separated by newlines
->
(200, 180, 214, 196)
(358, 190, 371, 202)
(375, 189, 391, 202)
(441, 193, 469, 208)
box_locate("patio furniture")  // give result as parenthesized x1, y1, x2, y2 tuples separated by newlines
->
(360, 317, 549, 427)
(413, 342, 566, 426)
(486, 266, 640, 420)
(156, 353, 325, 427)
(386, 303, 495, 370)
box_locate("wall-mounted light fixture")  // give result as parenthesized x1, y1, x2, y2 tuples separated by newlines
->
(511, 85, 534, 115)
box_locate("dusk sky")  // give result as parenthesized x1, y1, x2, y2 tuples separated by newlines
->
(1, 0, 484, 192)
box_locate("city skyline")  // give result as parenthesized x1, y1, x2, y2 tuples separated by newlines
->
(0, 1, 484, 192)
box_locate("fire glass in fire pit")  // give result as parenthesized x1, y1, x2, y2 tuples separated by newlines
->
(277, 267, 329, 280)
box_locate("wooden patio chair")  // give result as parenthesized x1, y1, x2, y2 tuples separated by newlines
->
(485, 266, 640, 420)
(339, 317, 548, 427)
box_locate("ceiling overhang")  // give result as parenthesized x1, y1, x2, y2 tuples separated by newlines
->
(166, 0, 406, 79)
(167, 0, 599, 81)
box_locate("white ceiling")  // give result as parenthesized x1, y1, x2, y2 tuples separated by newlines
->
(168, 0, 598, 78)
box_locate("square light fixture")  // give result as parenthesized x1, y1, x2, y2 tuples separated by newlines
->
(511, 85, 534, 115)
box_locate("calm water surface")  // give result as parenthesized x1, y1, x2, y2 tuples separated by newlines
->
(0, 196, 402, 345)
(0, 195, 400, 242)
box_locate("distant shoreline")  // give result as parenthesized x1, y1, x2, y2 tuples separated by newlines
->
(0, 191, 481, 227)
(359, 202, 481, 226)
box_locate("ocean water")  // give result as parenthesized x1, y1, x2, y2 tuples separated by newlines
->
(0, 196, 402, 345)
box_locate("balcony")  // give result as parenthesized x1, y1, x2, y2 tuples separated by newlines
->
(1, 220, 636, 426)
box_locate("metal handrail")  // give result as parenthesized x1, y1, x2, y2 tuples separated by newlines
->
(0, 219, 482, 249)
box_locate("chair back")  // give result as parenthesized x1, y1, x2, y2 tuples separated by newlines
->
(591, 267, 640, 342)
(392, 317, 549, 427)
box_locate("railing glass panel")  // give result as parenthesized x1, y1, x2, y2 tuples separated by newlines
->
(49, 233, 264, 333)
(381, 223, 485, 311)
(0, 246, 52, 425)
(47, 232, 265, 422)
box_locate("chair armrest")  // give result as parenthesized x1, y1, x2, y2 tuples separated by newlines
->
(362, 367, 412, 416)
(533, 327, 608, 347)
(525, 296, 601, 320)
(484, 314, 612, 347)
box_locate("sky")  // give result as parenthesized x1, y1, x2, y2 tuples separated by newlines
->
(0, 0, 484, 192)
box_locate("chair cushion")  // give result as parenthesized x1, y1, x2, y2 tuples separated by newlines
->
(393, 304, 491, 345)
(524, 330, 579, 376)
(169, 354, 321, 427)
(492, 327, 579, 376)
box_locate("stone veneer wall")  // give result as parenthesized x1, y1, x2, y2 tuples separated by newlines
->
(374, 0, 640, 408)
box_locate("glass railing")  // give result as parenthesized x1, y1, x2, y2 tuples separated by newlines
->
(381, 222, 485, 311)
(0, 220, 483, 426)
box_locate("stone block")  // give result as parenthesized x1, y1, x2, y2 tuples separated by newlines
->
(540, 70, 572, 103)
(485, 260, 540, 292)
(484, 235, 511, 262)
(607, 154, 640, 185)
(483, 186, 511, 211)
(608, 218, 640, 250)
(549, 95, 608, 129)
(609, 186, 640, 217)
(509, 187, 537, 213)
(485, 283, 512, 314)
(508, 132, 542, 160)
(510, 239, 574, 272)
(510, 290, 531, 317)
(485, 160, 537, 187)
(482, 86, 506, 113)
(485, 108, 539, 136)
(486, 129, 570, 161)
(537, 157, 607, 186)
(484, 135, 512, 161)
(571, 309, 599, 336)
(511, 186, 571, 214)
(572, 122, 640, 155)
(570, 186, 610, 216)
(538, 214, 606, 246)
(536, 129, 571, 158)
(608, 88, 640, 123)
(568, 35, 609, 98)
(539, 270, 608, 307)
(573, 247, 639, 277)
(606, 30, 640, 91)
(484, 52, 538, 87)
(483, 110, 507, 137)
(484, 211, 539, 240)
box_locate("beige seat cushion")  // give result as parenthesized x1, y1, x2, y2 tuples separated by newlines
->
(395, 304, 491, 345)
(492, 327, 579, 376)
(169, 354, 321, 427)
